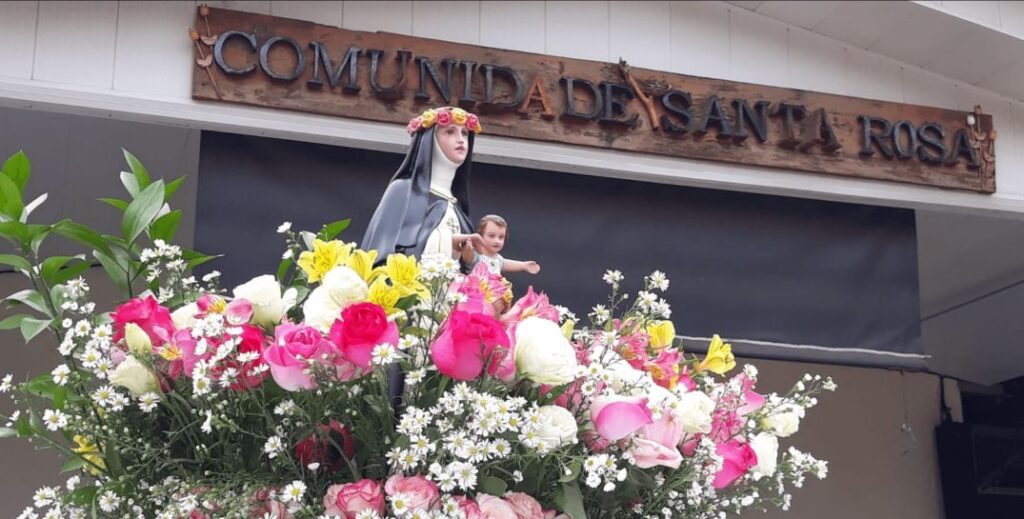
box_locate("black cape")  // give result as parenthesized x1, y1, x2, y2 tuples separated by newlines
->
(361, 126, 475, 259)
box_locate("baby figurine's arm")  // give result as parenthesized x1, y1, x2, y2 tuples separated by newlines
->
(502, 258, 541, 275)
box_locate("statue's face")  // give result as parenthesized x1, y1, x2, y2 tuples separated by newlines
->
(435, 125, 469, 165)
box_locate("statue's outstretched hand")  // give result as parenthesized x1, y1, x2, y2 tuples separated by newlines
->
(524, 261, 541, 274)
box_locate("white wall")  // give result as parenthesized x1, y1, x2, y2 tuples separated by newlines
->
(0, 1, 1023, 217)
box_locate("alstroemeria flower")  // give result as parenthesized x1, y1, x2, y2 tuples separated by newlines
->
(697, 334, 735, 375)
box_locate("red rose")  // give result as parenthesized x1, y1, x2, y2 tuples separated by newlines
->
(294, 420, 357, 472)
(329, 302, 398, 369)
(112, 296, 175, 347)
(430, 310, 511, 380)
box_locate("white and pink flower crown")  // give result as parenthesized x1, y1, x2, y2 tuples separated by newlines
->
(406, 107, 483, 136)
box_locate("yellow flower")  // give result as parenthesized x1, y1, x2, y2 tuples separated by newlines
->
(381, 254, 428, 299)
(367, 277, 401, 315)
(344, 248, 379, 283)
(72, 435, 105, 476)
(697, 334, 735, 375)
(646, 320, 676, 351)
(451, 108, 468, 125)
(561, 319, 575, 340)
(297, 239, 354, 283)
(419, 109, 437, 128)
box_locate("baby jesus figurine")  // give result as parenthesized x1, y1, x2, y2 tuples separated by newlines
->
(458, 215, 541, 275)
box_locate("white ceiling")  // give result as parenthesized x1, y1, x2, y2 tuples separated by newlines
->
(727, 1, 1024, 103)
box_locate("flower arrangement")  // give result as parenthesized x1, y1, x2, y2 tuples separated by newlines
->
(0, 150, 834, 519)
(407, 107, 482, 136)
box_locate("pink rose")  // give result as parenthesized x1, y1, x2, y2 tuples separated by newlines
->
(453, 495, 483, 519)
(476, 494, 518, 519)
(713, 439, 758, 488)
(590, 395, 653, 442)
(436, 108, 453, 127)
(467, 114, 481, 133)
(264, 324, 334, 391)
(294, 420, 357, 473)
(630, 412, 684, 469)
(324, 480, 384, 518)
(430, 310, 511, 381)
(329, 302, 399, 369)
(384, 474, 440, 512)
(112, 296, 175, 347)
(503, 493, 544, 519)
(406, 117, 422, 135)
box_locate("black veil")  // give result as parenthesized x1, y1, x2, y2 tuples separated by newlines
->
(361, 125, 475, 259)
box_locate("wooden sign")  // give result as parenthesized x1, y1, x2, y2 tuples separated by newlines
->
(190, 6, 996, 193)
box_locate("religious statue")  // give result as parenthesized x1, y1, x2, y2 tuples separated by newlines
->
(361, 107, 484, 264)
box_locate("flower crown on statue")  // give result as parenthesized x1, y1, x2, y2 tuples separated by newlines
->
(407, 106, 483, 136)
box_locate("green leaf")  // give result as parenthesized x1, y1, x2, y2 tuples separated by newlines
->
(27, 223, 54, 254)
(478, 475, 508, 496)
(28, 408, 43, 434)
(0, 173, 24, 220)
(559, 460, 582, 483)
(0, 313, 29, 330)
(553, 483, 587, 519)
(53, 221, 110, 255)
(98, 198, 129, 211)
(41, 255, 85, 284)
(121, 180, 164, 243)
(6, 289, 49, 315)
(93, 249, 129, 294)
(119, 171, 140, 198)
(186, 253, 220, 270)
(68, 486, 98, 507)
(49, 284, 66, 311)
(53, 260, 92, 286)
(60, 456, 88, 474)
(122, 149, 151, 189)
(150, 209, 181, 242)
(0, 426, 16, 438)
(104, 436, 123, 476)
(276, 258, 293, 281)
(165, 176, 186, 201)
(2, 150, 30, 193)
(0, 219, 28, 246)
(0, 254, 30, 271)
(319, 219, 351, 240)
(20, 317, 52, 342)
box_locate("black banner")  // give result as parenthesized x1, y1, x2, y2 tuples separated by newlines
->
(196, 131, 924, 369)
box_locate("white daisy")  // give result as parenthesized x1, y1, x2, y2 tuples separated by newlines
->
(281, 481, 306, 503)
(51, 365, 70, 386)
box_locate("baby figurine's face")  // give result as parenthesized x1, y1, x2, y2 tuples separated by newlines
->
(481, 222, 506, 254)
(436, 124, 469, 164)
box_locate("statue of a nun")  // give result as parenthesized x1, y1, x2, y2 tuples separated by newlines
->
(361, 107, 483, 263)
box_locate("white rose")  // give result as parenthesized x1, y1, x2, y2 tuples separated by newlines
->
(302, 266, 368, 332)
(676, 391, 715, 434)
(605, 357, 650, 395)
(233, 275, 286, 328)
(123, 322, 152, 358)
(534, 405, 578, 450)
(749, 432, 779, 476)
(171, 303, 199, 330)
(763, 404, 803, 438)
(514, 317, 578, 385)
(109, 356, 159, 397)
